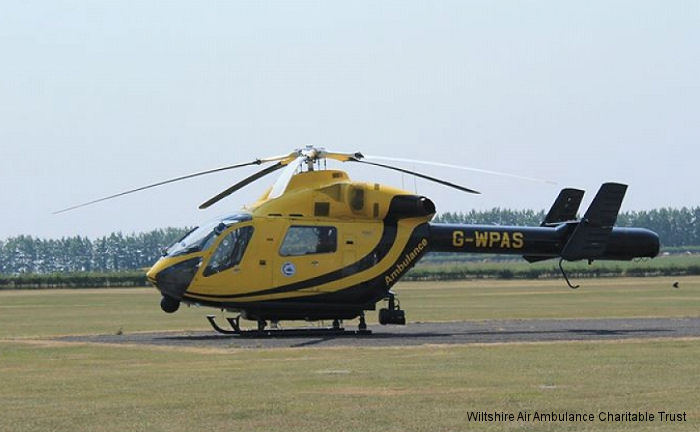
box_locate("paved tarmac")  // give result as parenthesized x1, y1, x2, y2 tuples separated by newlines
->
(59, 317, 700, 349)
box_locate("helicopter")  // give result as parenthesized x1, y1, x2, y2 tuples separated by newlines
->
(57, 146, 660, 335)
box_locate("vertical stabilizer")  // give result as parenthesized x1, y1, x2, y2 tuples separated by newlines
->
(560, 183, 627, 261)
(523, 187, 584, 262)
(541, 188, 585, 226)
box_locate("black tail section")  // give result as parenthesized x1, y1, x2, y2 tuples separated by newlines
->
(560, 183, 627, 261)
(523, 187, 585, 263)
(427, 181, 658, 289)
(541, 188, 585, 226)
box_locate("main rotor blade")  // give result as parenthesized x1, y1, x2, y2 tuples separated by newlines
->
(53, 159, 267, 214)
(269, 156, 304, 199)
(349, 158, 480, 194)
(260, 151, 299, 163)
(199, 162, 286, 209)
(363, 155, 557, 185)
(316, 151, 364, 162)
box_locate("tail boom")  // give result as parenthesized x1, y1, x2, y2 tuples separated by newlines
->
(427, 223, 659, 261)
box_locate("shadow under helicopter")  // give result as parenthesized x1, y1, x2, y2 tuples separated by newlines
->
(151, 322, 680, 349)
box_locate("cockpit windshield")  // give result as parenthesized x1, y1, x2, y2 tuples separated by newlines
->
(164, 213, 252, 257)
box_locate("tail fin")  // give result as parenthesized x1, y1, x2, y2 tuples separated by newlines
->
(523, 187, 584, 263)
(560, 183, 627, 261)
(541, 188, 585, 226)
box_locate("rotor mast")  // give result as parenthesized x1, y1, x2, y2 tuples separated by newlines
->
(301, 145, 327, 172)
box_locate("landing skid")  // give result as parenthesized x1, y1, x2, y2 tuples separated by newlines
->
(206, 315, 372, 337)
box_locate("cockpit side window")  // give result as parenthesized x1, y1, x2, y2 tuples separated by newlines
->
(279, 226, 337, 256)
(203, 226, 254, 277)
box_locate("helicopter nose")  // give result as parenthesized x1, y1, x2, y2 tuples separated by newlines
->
(146, 267, 158, 285)
(148, 257, 202, 310)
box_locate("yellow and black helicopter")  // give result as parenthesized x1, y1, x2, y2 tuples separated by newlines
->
(57, 146, 659, 335)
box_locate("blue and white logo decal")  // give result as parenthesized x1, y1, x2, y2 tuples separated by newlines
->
(281, 262, 296, 277)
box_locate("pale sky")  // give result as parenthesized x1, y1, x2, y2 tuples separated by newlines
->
(1, 1, 698, 239)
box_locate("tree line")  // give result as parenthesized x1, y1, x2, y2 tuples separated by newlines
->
(0, 228, 188, 275)
(0, 207, 697, 276)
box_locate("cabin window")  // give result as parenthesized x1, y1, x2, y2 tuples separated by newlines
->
(349, 187, 364, 211)
(203, 226, 254, 277)
(279, 226, 337, 256)
(314, 202, 330, 217)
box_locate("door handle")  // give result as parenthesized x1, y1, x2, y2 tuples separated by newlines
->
(311, 260, 319, 266)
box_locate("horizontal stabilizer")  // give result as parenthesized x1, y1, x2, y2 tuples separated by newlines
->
(560, 183, 627, 261)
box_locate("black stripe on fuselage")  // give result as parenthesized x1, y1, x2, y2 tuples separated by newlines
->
(181, 223, 431, 313)
(185, 221, 397, 300)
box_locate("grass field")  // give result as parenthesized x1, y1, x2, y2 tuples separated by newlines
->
(1, 277, 700, 431)
(410, 253, 700, 279)
(418, 252, 700, 270)
(0, 276, 697, 337)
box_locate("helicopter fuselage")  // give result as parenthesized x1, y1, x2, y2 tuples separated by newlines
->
(147, 170, 438, 321)
(146, 169, 659, 325)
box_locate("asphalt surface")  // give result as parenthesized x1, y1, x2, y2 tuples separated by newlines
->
(59, 317, 700, 349)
